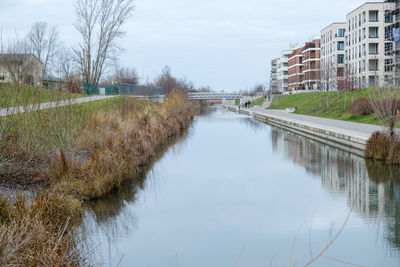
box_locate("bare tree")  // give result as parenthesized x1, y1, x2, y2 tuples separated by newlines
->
(343, 63, 358, 91)
(369, 87, 400, 140)
(112, 66, 139, 84)
(74, 0, 135, 86)
(320, 59, 337, 92)
(28, 22, 59, 76)
(155, 66, 179, 95)
(55, 46, 75, 80)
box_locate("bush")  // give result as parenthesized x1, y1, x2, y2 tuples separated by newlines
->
(350, 98, 372, 117)
(365, 131, 391, 160)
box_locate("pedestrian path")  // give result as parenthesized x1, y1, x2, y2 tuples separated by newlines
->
(252, 108, 384, 139)
(224, 104, 387, 155)
(0, 95, 116, 117)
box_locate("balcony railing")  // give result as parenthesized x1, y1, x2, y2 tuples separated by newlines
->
(369, 35, 379, 38)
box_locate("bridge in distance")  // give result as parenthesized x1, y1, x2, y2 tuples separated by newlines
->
(188, 92, 241, 100)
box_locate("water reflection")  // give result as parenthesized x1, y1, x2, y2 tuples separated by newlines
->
(270, 126, 400, 250)
(78, 108, 400, 266)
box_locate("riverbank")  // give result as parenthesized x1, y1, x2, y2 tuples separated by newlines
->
(0, 92, 200, 265)
(268, 89, 382, 125)
(0, 83, 85, 109)
(223, 105, 384, 156)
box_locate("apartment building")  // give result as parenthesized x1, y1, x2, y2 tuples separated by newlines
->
(302, 37, 321, 90)
(320, 23, 346, 90)
(287, 37, 321, 91)
(270, 58, 278, 93)
(288, 45, 304, 91)
(345, 2, 395, 88)
(276, 50, 291, 92)
(385, 0, 400, 85)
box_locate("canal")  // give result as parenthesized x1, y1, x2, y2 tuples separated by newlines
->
(79, 107, 400, 267)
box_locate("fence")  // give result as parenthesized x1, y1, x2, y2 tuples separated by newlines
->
(118, 83, 164, 97)
(85, 84, 116, 95)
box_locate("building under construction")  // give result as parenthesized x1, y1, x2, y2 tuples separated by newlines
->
(385, 0, 400, 86)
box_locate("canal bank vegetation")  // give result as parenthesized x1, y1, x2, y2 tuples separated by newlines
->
(0, 93, 199, 265)
(364, 88, 400, 164)
(0, 191, 84, 266)
(0, 69, 202, 265)
(0, 83, 85, 109)
(269, 89, 382, 125)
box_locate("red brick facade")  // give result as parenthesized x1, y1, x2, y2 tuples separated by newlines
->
(288, 47, 304, 91)
(287, 38, 321, 91)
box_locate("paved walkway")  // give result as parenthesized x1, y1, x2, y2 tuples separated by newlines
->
(251, 108, 384, 139)
(0, 95, 116, 117)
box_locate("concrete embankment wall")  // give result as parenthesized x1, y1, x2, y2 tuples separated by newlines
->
(223, 105, 368, 157)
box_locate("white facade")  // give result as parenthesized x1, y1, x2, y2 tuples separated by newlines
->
(270, 58, 278, 92)
(321, 23, 346, 90)
(276, 50, 291, 92)
(345, 2, 395, 88)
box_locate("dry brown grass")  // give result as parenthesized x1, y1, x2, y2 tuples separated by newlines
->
(0, 89, 199, 266)
(0, 192, 84, 266)
(365, 131, 400, 165)
(52, 94, 199, 200)
(350, 98, 372, 117)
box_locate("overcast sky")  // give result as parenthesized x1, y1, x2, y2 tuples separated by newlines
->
(0, 0, 369, 91)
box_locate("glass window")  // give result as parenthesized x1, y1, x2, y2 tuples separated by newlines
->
(337, 41, 344, 51)
(338, 54, 344, 64)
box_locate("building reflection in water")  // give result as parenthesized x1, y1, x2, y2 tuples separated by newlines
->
(270, 126, 400, 251)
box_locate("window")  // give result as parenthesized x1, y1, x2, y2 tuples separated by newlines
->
(338, 28, 345, 37)
(385, 42, 393, 52)
(337, 41, 344, 51)
(369, 43, 379, 55)
(369, 27, 379, 38)
(338, 54, 344, 64)
(369, 10, 379, 22)
(385, 11, 393, 23)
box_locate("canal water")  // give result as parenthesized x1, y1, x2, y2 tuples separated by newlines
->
(79, 107, 400, 267)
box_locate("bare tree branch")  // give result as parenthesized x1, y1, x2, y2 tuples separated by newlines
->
(28, 22, 59, 76)
(74, 0, 134, 86)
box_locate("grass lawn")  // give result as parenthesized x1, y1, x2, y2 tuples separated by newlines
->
(250, 96, 265, 107)
(268, 89, 385, 126)
(0, 83, 86, 108)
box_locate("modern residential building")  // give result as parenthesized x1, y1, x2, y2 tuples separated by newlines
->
(320, 23, 346, 90)
(385, 0, 400, 86)
(0, 54, 43, 86)
(287, 45, 304, 91)
(345, 2, 395, 88)
(302, 37, 321, 90)
(276, 50, 291, 92)
(270, 58, 278, 93)
(287, 37, 321, 91)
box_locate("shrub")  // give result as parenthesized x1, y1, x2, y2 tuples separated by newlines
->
(350, 98, 372, 117)
(365, 131, 391, 160)
(388, 138, 400, 164)
(0, 192, 84, 266)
